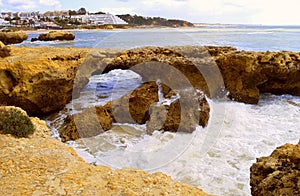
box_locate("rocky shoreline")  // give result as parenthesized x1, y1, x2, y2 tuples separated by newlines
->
(0, 107, 210, 195)
(0, 45, 299, 194)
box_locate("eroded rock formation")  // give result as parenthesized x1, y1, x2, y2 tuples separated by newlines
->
(0, 31, 28, 45)
(250, 141, 300, 195)
(31, 31, 75, 42)
(0, 47, 90, 115)
(0, 46, 299, 116)
(0, 107, 210, 195)
(60, 81, 210, 142)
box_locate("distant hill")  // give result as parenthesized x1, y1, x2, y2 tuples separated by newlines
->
(117, 14, 194, 27)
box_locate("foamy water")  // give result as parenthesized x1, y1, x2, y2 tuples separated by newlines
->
(47, 70, 300, 196)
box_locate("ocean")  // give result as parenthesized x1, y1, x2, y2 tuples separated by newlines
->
(21, 26, 300, 196)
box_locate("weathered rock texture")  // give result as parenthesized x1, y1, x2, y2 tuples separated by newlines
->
(0, 107, 210, 196)
(250, 141, 300, 196)
(32, 31, 75, 42)
(60, 81, 210, 141)
(0, 46, 299, 116)
(0, 41, 11, 58)
(0, 47, 90, 115)
(0, 31, 28, 45)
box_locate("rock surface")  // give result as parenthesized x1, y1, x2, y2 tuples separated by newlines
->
(0, 46, 90, 115)
(250, 141, 300, 196)
(0, 107, 210, 196)
(0, 31, 28, 45)
(60, 82, 210, 141)
(32, 31, 75, 42)
(0, 41, 11, 58)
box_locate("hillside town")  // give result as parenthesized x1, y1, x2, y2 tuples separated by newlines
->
(0, 8, 127, 29)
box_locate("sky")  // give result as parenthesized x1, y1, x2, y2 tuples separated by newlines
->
(1, 0, 300, 25)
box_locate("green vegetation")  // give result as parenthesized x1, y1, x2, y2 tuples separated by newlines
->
(117, 14, 194, 27)
(0, 108, 35, 138)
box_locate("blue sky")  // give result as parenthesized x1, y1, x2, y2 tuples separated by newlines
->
(1, 0, 300, 25)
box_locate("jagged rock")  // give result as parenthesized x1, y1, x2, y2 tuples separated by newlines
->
(0, 31, 28, 45)
(60, 82, 210, 141)
(0, 108, 210, 195)
(0, 41, 11, 58)
(250, 141, 300, 195)
(33, 31, 75, 42)
(147, 89, 209, 134)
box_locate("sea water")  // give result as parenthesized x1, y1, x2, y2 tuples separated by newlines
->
(31, 26, 300, 195)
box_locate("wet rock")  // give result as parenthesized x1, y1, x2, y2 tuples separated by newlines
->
(0, 31, 28, 45)
(250, 141, 300, 195)
(0, 41, 11, 58)
(33, 31, 75, 42)
(61, 82, 210, 141)
(147, 89, 210, 134)
(59, 104, 113, 142)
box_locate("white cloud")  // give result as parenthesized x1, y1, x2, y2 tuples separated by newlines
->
(6, 0, 38, 10)
(0, 0, 2, 6)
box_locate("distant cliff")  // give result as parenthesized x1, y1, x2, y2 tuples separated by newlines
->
(117, 14, 194, 27)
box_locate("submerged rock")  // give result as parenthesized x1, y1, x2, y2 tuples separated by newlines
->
(32, 31, 75, 42)
(250, 141, 300, 195)
(0, 31, 28, 45)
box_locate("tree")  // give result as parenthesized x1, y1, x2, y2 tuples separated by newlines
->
(77, 7, 87, 15)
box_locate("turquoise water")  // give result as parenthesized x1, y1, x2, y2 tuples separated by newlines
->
(19, 25, 300, 51)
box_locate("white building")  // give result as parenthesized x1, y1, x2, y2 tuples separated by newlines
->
(72, 14, 127, 25)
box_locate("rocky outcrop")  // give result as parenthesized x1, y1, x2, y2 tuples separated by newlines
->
(215, 49, 300, 103)
(0, 46, 299, 116)
(60, 82, 210, 141)
(250, 141, 300, 195)
(0, 107, 210, 195)
(0, 46, 90, 115)
(31, 31, 75, 42)
(0, 31, 28, 45)
(0, 41, 11, 58)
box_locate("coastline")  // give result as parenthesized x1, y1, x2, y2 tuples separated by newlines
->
(0, 45, 299, 195)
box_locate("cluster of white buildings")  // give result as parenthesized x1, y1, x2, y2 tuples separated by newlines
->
(0, 11, 127, 28)
(71, 14, 127, 25)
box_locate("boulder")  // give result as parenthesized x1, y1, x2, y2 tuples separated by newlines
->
(60, 81, 210, 142)
(250, 141, 300, 195)
(0, 41, 11, 58)
(0, 31, 28, 45)
(34, 31, 75, 42)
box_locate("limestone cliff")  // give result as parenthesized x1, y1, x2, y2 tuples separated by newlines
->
(0, 107, 211, 195)
(250, 141, 300, 195)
